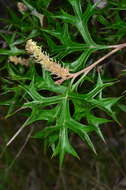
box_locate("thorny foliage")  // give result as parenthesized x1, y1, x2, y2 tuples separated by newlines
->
(0, 0, 126, 167)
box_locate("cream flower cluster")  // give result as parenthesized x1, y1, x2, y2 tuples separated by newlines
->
(25, 39, 70, 80)
(9, 56, 29, 66)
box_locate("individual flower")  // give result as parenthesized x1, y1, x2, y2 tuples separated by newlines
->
(17, 2, 27, 12)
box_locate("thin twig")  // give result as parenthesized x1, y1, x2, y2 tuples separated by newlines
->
(6, 127, 33, 171)
(6, 118, 30, 146)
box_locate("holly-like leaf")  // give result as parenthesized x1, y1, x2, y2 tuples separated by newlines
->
(52, 128, 79, 167)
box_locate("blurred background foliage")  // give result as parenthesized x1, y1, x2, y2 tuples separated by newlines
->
(0, 0, 126, 189)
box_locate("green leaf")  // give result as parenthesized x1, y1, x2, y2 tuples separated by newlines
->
(52, 9, 76, 24)
(85, 82, 115, 99)
(57, 97, 71, 126)
(0, 48, 25, 55)
(118, 104, 126, 112)
(68, 0, 82, 18)
(53, 128, 79, 167)
(33, 126, 60, 139)
(87, 97, 121, 123)
(67, 119, 96, 153)
(87, 113, 111, 127)
(87, 113, 111, 142)
(22, 95, 64, 108)
(70, 49, 94, 72)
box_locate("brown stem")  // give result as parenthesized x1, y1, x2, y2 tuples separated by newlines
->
(56, 43, 126, 84)
(73, 45, 124, 79)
